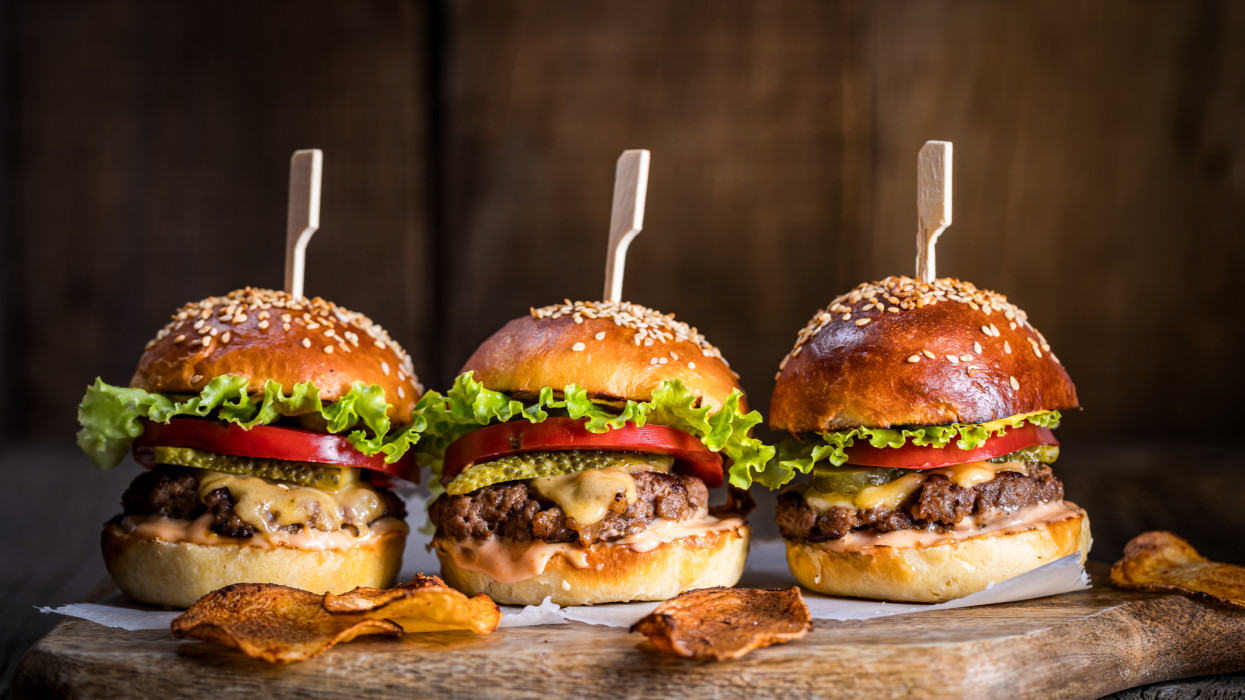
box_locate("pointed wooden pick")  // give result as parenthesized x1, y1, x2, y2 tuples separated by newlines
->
(602, 149, 651, 302)
(285, 149, 323, 299)
(916, 141, 952, 283)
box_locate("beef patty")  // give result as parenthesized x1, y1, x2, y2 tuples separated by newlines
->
(430, 470, 729, 547)
(776, 464, 1064, 542)
(116, 465, 406, 539)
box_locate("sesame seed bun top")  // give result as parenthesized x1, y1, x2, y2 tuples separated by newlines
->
(459, 300, 747, 412)
(131, 288, 422, 424)
(769, 276, 1078, 433)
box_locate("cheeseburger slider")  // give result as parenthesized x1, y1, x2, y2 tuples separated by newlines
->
(76, 288, 423, 607)
(420, 300, 773, 606)
(766, 276, 1090, 602)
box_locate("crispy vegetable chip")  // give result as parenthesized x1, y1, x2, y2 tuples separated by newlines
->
(171, 583, 402, 664)
(631, 586, 811, 661)
(323, 574, 501, 634)
(1111, 531, 1245, 611)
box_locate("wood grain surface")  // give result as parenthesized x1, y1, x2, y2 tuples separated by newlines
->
(13, 565, 1245, 699)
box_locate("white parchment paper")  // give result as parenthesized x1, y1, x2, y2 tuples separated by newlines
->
(40, 539, 1087, 630)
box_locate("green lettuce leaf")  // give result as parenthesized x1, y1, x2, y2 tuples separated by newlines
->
(413, 372, 776, 491)
(76, 376, 416, 469)
(764, 411, 1063, 489)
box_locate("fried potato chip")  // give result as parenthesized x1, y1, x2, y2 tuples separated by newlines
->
(631, 586, 811, 661)
(1111, 531, 1245, 611)
(323, 574, 501, 634)
(171, 583, 402, 664)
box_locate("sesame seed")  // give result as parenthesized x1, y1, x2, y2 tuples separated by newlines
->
(649, 357, 659, 365)
(947, 355, 960, 364)
(1004, 341, 1012, 354)
(594, 332, 606, 341)
(173, 335, 186, 344)
(258, 320, 269, 330)
(301, 338, 311, 348)
(922, 350, 936, 359)
(324, 346, 333, 354)
(381, 361, 390, 375)
(907, 355, 921, 363)
(688, 361, 696, 369)
(221, 332, 231, 344)
(778, 276, 1039, 370)
(193, 319, 204, 329)
(960, 353, 973, 362)
(1010, 376, 1020, 390)
(855, 318, 871, 326)
(398, 386, 406, 399)
(973, 342, 982, 354)
(572, 342, 586, 352)
(191, 374, 203, 384)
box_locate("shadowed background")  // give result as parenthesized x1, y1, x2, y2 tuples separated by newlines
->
(2, 1, 1244, 694)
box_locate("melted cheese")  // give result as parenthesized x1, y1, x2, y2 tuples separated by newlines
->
(796, 461, 1032, 512)
(530, 459, 669, 526)
(854, 473, 927, 510)
(196, 470, 388, 535)
(929, 460, 1027, 489)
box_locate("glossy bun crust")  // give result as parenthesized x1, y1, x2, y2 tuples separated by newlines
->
(460, 300, 745, 412)
(131, 288, 422, 423)
(771, 277, 1078, 433)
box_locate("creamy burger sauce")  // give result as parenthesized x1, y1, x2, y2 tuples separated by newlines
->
(121, 513, 407, 551)
(441, 512, 746, 583)
(822, 499, 1083, 553)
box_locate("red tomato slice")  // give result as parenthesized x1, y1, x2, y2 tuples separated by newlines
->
(132, 418, 418, 484)
(441, 417, 724, 488)
(843, 424, 1058, 470)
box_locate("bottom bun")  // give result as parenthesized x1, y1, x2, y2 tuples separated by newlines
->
(434, 523, 750, 606)
(785, 505, 1091, 603)
(101, 520, 407, 608)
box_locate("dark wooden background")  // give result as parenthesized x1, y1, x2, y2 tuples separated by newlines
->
(2, 1, 1244, 694)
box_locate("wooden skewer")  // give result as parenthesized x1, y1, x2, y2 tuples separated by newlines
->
(916, 141, 952, 283)
(602, 149, 651, 302)
(284, 149, 323, 299)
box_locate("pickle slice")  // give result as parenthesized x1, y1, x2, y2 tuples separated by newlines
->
(445, 451, 674, 496)
(988, 444, 1060, 465)
(810, 465, 907, 494)
(152, 446, 352, 490)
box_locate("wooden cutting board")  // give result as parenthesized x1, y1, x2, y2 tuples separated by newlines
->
(13, 564, 1245, 699)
